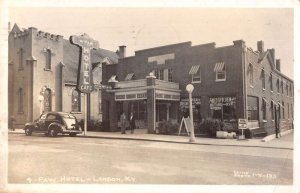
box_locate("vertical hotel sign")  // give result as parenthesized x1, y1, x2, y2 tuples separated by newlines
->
(70, 34, 99, 93)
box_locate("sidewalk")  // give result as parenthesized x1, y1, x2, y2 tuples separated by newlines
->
(8, 128, 293, 150)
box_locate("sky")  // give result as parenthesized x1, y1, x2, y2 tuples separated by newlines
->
(9, 7, 294, 79)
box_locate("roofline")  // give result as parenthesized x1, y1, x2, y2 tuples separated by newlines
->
(135, 41, 192, 53)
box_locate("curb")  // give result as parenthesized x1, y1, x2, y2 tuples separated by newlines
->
(261, 129, 293, 142)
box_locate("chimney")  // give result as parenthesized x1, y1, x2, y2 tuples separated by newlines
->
(257, 41, 264, 52)
(269, 48, 275, 65)
(276, 59, 281, 71)
(118, 45, 126, 58)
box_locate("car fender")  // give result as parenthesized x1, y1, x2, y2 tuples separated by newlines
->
(24, 122, 36, 129)
(48, 122, 64, 133)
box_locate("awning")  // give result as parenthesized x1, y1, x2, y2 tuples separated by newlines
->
(189, 65, 200, 75)
(214, 62, 225, 72)
(125, 73, 135, 81)
(108, 75, 118, 83)
(262, 97, 269, 105)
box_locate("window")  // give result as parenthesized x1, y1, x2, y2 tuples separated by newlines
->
(286, 84, 289, 96)
(168, 69, 173, 82)
(248, 63, 254, 86)
(71, 89, 81, 112)
(262, 98, 267, 120)
(44, 88, 52, 112)
(270, 73, 273, 91)
(209, 96, 236, 121)
(19, 48, 24, 70)
(290, 84, 293, 97)
(189, 65, 201, 83)
(45, 49, 51, 70)
(214, 62, 226, 81)
(281, 81, 284, 94)
(282, 102, 285, 119)
(154, 69, 164, 80)
(271, 100, 274, 120)
(18, 88, 23, 113)
(287, 103, 289, 119)
(247, 96, 259, 121)
(291, 104, 293, 118)
(261, 69, 265, 90)
(277, 79, 280, 93)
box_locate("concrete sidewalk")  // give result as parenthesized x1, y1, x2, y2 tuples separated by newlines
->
(8, 128, 293, 150)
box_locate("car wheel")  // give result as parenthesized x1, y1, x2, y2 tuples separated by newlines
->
(69, 133, 77, 137)
(49, 128, 58, 137)
(25, 128, 32, 136)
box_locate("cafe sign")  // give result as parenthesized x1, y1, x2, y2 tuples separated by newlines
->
(209, 96, 236, 110)
(70, 33, 99, 93)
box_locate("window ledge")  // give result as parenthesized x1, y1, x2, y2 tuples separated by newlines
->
(192, 81, 201, 84)
(262, 88, 266, 91)
(250, 85, 254, 88)
(215, 79, 226, 82)
(262, 120, 267, 123)
(44, 68, 52, 72)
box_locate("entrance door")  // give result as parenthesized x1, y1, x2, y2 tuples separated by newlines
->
(44, 88, 52, 112)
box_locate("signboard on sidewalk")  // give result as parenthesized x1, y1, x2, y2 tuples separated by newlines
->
(238, 119, 247, 129)
(178, 117, 193, 136)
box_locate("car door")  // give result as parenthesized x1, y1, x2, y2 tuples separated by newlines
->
(36, 113, 47, 132)
(44, 113, 58, 130)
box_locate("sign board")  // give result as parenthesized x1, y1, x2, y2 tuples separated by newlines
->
(70, 33, 99, 93)
(238, 119, 247, 129)
(178, 117, 193, 136)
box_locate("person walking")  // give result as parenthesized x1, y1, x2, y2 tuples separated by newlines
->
(120, 112, 126, 134)
(129, 112, 135, 134)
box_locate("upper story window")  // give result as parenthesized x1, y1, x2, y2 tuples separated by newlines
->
(248, 63, 254, 86)
(277, 78, 280, 93)
(18, 88, 24, 113)
(72, 89, 81, 112)
(154, 69, 164, 80)
(270, 100, 275, 120)
(270, 73, 273, 91)
(281, 80, 284, 94)
(18, 48, 24, 70)
(214, 62, 226, 81)
(261, 68, 265, 90)
(290, 84, 293, 97)
(189, 65, 201, 83)
(286, 84, 289, 96)
(167, 69, 173, 82)
(45, 49, 52, 70)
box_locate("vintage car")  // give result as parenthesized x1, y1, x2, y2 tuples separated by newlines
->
(24, 112, 82, 137)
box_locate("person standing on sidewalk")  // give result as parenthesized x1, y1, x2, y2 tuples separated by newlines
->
(120, 112, 126, 134)
(9, 116, 15, 131)
(129, 112, 135, 134)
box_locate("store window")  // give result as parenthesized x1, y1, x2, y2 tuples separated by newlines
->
(247, 96, 259, 121)
(129, 100, 147, 121)
(180, 98, 202, 123)
(71, 89, 81, 112)
(209, 96, 236, 121)
(189, 65, 201, 83)
(214, 62, 226, 81)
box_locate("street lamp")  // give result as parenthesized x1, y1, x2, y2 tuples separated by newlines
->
(186, 84, 196, 143)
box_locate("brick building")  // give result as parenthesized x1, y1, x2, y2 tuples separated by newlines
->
(8, 24, 119, 128)
(102, 40, 293, 136)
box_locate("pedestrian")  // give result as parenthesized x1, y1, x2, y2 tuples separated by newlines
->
(9, 116, 15, 131)
(120, 112, 126, 134)
(129, 112, 135, 134)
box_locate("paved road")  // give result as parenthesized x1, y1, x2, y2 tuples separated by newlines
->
(8, 134, 293, 185)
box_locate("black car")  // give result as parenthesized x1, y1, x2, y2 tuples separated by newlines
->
(24, 112, 82, 137)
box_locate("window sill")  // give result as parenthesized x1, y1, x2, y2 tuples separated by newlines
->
(262, 88, 266, 91)
(250, 85, 254, 88)
(215, 79, 226, 82)
(71, 111, 82, 114)
(192, 81, 201, 84)
(262, 120, 267, 123)
(44, 68, 52, 72)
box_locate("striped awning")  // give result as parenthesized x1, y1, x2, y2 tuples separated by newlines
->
(189, 65, 200, 75)
(262, 97, 269, 105)
(125, 73, 135, 81)
(214, 62, 225, 72)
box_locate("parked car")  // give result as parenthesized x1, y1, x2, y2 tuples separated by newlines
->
(24, 112, 82, 137)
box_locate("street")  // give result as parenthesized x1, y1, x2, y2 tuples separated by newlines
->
(8, 133, 293, 185)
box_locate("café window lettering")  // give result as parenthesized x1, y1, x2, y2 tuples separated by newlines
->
(209, 96, 236, 121)
(72, 89, 81, 112)
(180, 98, 202, 122)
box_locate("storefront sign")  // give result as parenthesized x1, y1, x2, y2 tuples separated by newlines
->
(70, 34, 99, 93)
(238, 119, 247, 129)
(209, 96, 236, 110)
(180, 98, 201, 109)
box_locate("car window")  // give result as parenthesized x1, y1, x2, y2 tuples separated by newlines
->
(40, 114, 47, 120)
(47, 114, 57, 120)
